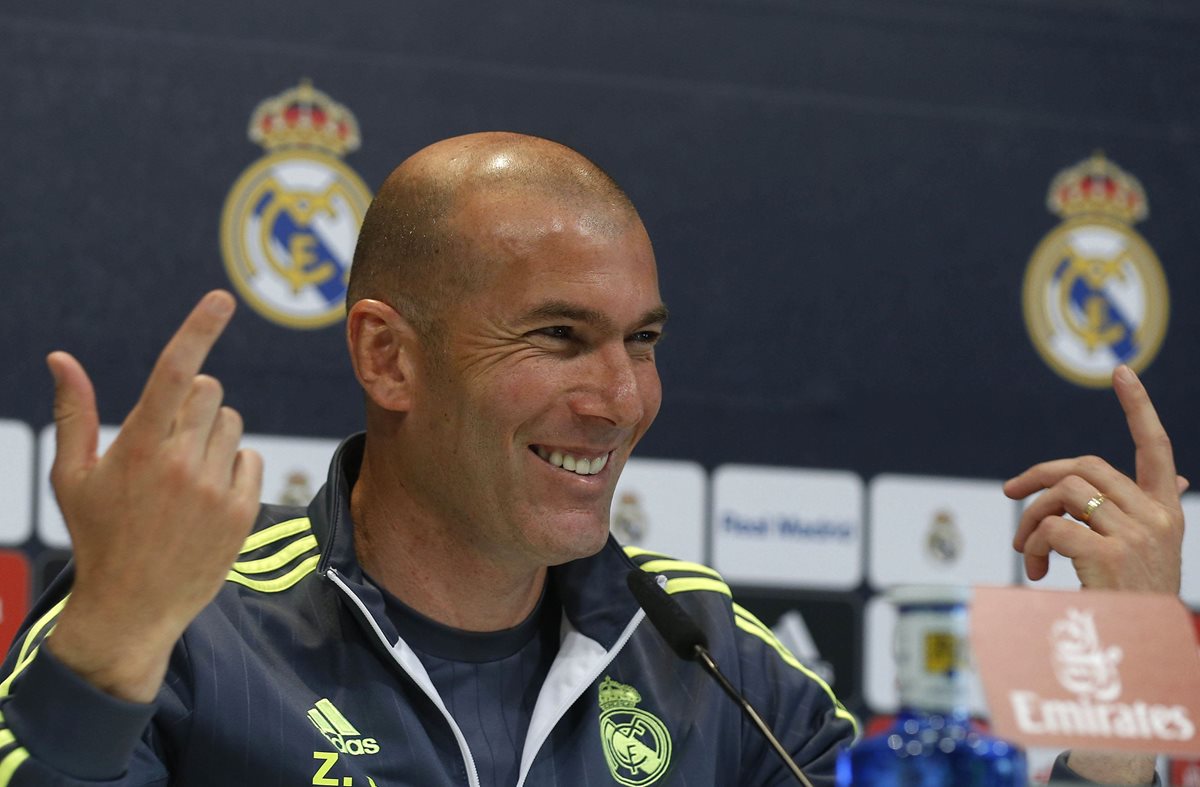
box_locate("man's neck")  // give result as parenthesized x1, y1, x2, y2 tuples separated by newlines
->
(349, 449, 547, 632)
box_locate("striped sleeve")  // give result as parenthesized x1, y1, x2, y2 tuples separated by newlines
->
(0, 570, 161, 784)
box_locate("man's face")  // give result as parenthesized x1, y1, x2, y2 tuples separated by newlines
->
(405, 191, 666, 570)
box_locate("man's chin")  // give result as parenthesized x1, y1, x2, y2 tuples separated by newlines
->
(537, 514, 612, 566)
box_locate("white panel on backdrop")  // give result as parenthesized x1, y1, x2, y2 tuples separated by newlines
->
(0, 420, 34, 545)
(611, 456, 706, 563)
(1180, 492, 1200, 607)
(1017, 495, 1083, 590)
(238, 433, 341, 508)
(38, 427, 341, 548)
(863, 594, 987, 716)
(867, 474, 1019, 588)
(711, 464, 863, 590)
(38, 425, 120, 548)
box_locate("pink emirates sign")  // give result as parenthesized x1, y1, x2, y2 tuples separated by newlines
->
(971, 586, 1200, 756)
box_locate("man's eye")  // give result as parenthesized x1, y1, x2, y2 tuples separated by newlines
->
(535, 326, 573, 340)
(628, 330, 662, 345)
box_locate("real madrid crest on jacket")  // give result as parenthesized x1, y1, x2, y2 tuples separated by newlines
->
(220, 81, 372, 329)
(1021, 153, 1170, 388)
(0, 435, 857, 786)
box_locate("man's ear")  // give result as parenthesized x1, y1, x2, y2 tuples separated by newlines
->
(346, 299, 420, 412)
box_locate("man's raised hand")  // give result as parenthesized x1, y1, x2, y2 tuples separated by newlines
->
(45, 291, 263, 703)
(1005, 364, 1186, 595)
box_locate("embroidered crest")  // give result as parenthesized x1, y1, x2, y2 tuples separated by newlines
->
(598, 676, 672, 785)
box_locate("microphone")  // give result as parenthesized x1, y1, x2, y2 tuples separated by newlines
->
(626, 570, 814, 787)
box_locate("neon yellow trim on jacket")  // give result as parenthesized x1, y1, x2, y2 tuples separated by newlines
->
(638, 559, 725, 581)
(226, 555, 320, 593)
(13, 596, 67, 670)
(733, 607, 858, 734)
(0, 595, 68, 698)
(664, 577, 732, 597)
(239, 517, 311, 554)
(622, 546, 668, 560)
(232, 534, 318, 574)
(0, 747, 28, 786)
(622, 546, 858, 735)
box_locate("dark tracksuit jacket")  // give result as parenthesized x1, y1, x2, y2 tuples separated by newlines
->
(0, 435, 857, 786)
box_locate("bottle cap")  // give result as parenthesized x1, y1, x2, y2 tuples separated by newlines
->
(886, 584, 972, 608)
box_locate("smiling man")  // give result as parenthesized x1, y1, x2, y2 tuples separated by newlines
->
(0, 133, 1183, 787)
(0, 133, 856, 785)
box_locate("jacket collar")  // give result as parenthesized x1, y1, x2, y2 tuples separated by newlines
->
(308, 433, 644, 650)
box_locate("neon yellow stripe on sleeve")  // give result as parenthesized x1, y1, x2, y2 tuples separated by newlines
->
(637, 559, 725, 581)
(226, 555, 319, 593)
(733, 615, 859, 734)
(0, 730, 13, 748)
(664, 577, 732, 597)
(735, 614, 801, 668)
(0, 640, 51, 699)
(732, 602, 775, 634)
(1, 597, 66, 698)
(622, 546, 668, 560)
(232, 534, 318, 574)
(238, 518, 311, 554)
(0, 747, 28, 786)
(13, 596, 68, 671)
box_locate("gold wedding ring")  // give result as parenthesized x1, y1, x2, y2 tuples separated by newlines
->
(1081, 493, 1106, 523)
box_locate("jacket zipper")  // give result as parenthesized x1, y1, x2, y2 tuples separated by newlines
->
(326, 568, 482, 787)
(513, 608, 646, 787)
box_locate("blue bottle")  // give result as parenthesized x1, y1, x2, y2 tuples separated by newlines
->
(837, 586, 1026, 786)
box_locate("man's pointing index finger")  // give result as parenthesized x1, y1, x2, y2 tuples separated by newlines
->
(1113, 364, 1178, 505)
(125, 291, 237, 438)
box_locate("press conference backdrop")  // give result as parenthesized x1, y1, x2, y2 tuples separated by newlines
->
(1, 1, 1198, 781)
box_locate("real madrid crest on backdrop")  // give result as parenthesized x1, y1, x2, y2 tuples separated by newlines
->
(220, 80, 372, 329)
(1021, 153, 1170, 388)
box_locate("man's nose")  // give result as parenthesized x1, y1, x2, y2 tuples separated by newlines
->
(570, 343, 647, 428)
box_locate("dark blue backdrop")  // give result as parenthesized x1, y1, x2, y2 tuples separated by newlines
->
(1, 0, 1197, 720)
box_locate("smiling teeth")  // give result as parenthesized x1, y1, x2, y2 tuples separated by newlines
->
(536, 447, 609, 476)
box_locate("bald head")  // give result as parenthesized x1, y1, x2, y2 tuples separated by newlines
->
(348, 132, 641, 341)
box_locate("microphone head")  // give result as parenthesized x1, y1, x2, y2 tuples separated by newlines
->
(626, 569, 709, 661)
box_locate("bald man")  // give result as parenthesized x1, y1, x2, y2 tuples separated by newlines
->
(0, 134, 1183, 786)
(0, 133, 856, 785)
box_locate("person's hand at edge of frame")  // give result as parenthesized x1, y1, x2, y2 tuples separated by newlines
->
(1004, 364, 1187, 785)
(44, 290, 263, 704)
(1005, 364, 1186, 596)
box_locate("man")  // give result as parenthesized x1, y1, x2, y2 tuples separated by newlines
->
(0, 133, 1184, 785)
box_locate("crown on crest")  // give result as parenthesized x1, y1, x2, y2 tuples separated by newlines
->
(248, 79, 361, 156)
(1046, 152, 1148, 224)
(598, 676, 642, 711)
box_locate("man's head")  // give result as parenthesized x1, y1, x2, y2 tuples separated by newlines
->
(346, 132, 666, 570)
(348, 132, 641, 348)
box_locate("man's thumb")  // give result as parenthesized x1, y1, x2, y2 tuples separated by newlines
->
(48, 351, 99, 476)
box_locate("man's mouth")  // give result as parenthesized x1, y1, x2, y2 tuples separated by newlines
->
(531, 445, 610, 476)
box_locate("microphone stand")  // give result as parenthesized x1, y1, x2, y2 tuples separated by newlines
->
(691, 644, 815, 787)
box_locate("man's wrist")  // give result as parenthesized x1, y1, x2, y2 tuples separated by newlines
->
(4, 645, 158, 780)
(1054, 750, 1159, 785)
(46, 602, 177, 703)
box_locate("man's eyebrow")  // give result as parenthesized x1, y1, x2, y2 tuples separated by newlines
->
(519, 301, 669, 330)
(640, 304, 670, 327)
